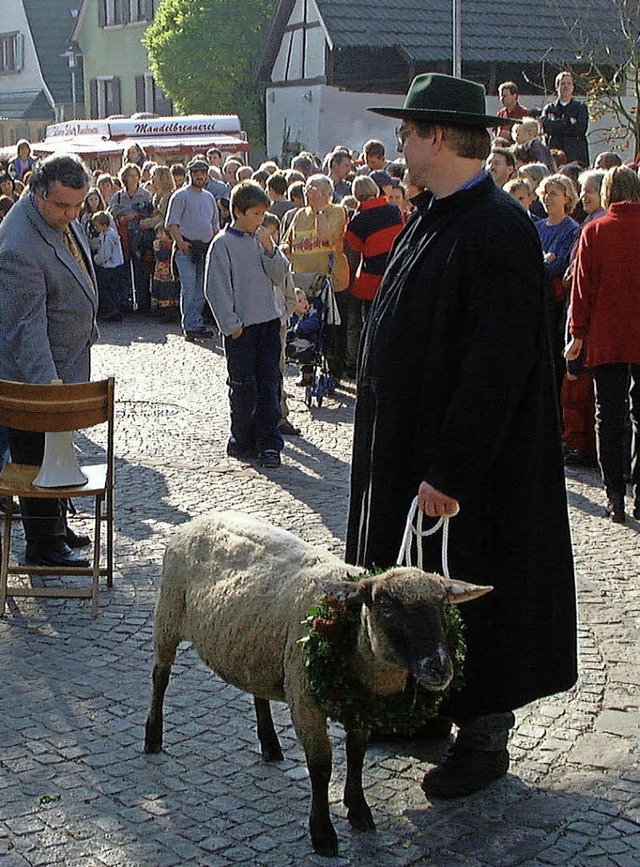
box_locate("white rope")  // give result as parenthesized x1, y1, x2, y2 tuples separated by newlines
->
(396, 495, 454, 579)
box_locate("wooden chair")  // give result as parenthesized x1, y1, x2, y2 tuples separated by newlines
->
(0, 378, 115, 615)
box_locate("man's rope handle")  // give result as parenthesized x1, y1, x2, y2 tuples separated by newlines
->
(396, 496, 454, 578)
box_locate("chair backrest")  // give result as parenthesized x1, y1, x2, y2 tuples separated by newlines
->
(0, 379, 115, 433)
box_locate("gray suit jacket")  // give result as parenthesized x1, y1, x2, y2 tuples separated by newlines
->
(0, 194, 99, 384)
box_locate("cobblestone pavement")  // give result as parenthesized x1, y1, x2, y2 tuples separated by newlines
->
(1, 317, 639, 867)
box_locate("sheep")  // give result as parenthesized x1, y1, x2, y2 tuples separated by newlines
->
(144, 510, 491, 857)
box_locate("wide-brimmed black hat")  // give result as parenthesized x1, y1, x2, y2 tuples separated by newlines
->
(368, 73, 517, 128)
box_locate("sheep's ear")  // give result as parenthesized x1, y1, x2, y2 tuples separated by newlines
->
(314, 576, 369, 605)
(440, 577, 493, 604)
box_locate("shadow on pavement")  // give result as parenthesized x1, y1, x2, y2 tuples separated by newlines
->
(403, 782, 624, 865)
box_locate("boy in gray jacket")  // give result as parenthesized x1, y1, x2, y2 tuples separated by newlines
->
(205, 181, 290, 467)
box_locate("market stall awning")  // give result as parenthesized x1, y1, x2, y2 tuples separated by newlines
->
(126, 133, 249, 155)
(31, 136, 123, 157)
(31, 132, 249, 159)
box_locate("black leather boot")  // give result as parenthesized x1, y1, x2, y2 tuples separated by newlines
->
(421, 743, 509, 798)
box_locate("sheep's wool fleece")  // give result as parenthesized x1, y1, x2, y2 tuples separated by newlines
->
(155, 511, 365, 704)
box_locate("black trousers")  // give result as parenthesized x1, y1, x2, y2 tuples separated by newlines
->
(592, 363, 640, 498)
(323, 288, 350, 379)
(7, 428, 66, 548)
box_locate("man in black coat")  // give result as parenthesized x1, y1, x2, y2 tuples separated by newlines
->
(541, 70, 590, 166)
(346, 73, 578, 799)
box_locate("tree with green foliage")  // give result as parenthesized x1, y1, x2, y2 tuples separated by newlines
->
(144, 0, 276, 146)
(559, 0, 640, 155)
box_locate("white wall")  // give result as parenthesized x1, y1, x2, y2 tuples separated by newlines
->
(486, 95, 636, 163)
(266, 85, 405, 159)
(267, 86, 637, 163)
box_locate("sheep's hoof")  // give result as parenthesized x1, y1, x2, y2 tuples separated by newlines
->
(262, 745, 284, 762)
(347, 805, 375, 832)
(144, 742, 162, 755)
(310, 819, 339, 857)
(312, 835, 339, 857)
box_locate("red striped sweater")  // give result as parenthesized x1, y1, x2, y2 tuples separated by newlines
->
(344, 196, 404, 301)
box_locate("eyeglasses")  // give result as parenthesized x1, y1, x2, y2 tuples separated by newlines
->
(395, 125, 412, 150)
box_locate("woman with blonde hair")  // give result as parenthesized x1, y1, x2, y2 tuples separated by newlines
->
(108, 163, 153, 310)
(536, 174, 579, 290)
(566, 166, 640, 522)
(140, 165, 175, 229)
(535, 173, 580, 391)
(518, 162, 550, 218)
(282, 174, 350, 379)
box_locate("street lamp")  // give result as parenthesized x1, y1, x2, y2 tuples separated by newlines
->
(453, 0, 462, 78)
(60, 47, 80, 119)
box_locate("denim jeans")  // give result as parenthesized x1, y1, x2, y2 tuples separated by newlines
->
(174, 250, 206, 333)
(224, 319, 284, 454)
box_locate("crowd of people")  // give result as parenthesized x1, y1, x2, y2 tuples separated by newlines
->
(0, 68, 636, 469)
(0, 67, 638, 803)
(482, 73, 640, 528)
(0, 69, 638, 504)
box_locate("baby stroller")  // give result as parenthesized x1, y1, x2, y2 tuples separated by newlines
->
(287, 273, 341, 408)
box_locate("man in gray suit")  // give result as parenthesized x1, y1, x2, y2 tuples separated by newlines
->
(0, 154, 99, 567)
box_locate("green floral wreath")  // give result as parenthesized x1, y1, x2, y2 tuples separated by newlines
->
(301, 576, 466, 735)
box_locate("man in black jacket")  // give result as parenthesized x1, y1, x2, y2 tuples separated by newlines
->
(541, 71, 590, 166)
(347, 74, 577, 799)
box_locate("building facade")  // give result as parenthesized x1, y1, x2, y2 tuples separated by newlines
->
(0, 0, 82, 148)
(257, 0, 628, 161)
(72, 0, 171, 120)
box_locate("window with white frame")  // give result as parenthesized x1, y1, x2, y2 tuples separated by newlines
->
(0, 32, 23, 73)
(98, 0, 153, 27)
(135, 73, 172, 114)
(96, 76, 121, 117)
(129, 0, 154, 23)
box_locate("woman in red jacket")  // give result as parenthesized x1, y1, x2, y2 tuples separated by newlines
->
(566, 166, 640, 523)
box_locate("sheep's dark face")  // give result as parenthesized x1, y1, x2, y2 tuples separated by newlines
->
(364, 580, 453, 691)
(314, 567, 492, 693)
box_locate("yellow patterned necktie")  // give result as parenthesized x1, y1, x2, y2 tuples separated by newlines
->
(63, 227, 90, 279)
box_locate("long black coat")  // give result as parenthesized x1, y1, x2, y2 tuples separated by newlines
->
(346, 177, 578, 719)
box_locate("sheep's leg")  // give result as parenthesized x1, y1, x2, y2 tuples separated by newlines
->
(289, 697, 338, 856)
(144, 638, 178, 754)
(254, 697, 284, 761)
(307, 754, 338, 856)
(344, 729, 375, 831)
